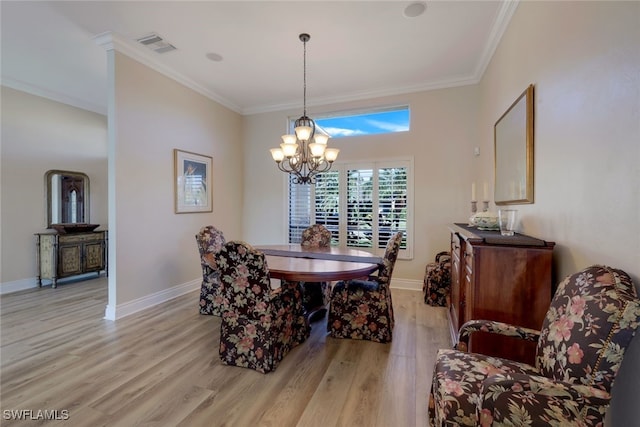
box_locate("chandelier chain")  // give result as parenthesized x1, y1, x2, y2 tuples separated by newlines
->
(302, 37, 307, 117)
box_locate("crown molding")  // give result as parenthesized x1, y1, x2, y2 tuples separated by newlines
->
(5, 3, 519, 119)
(242, 1, 519, 116)
(242, 73, 480, 115)
(473, 0, 520, 79)
(1, 77, 106, 115)
(93, 31, 243, 114)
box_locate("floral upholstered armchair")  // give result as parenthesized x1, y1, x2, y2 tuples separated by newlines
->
(195, 225, 226, 315)
(213, 241, 309, 373)
(428, 265, 640, 426)
(300, 224, 333, 319)
(327, 231, 403, 343)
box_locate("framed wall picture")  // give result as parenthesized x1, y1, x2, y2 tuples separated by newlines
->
(174, 149, 213, 213)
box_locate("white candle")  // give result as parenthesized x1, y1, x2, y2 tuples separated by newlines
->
(483, 182, 489, 201)
(471, 182, 476, 201)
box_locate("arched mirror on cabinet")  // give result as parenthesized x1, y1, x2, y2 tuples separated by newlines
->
(37, 170, 106, 288)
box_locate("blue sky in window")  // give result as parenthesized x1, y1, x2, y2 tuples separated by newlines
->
(315, 109, 410, 138)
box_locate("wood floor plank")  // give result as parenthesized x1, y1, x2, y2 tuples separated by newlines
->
(334, 341, 389, 427)
(296, 344, 360, 427)
(0, 277, 451, 426)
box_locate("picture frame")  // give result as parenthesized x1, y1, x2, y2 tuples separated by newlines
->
(174, 149, 213, 213)
(494, 84, 534, 205)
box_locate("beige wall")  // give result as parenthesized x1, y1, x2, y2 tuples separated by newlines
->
(0, 87, 108, 287)
(476, 2, 639, 425)
(243, 86, 480, 285)
(106, 51, 244, 315)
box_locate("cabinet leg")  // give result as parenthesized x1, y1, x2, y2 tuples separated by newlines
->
(52, 278, 57, 289)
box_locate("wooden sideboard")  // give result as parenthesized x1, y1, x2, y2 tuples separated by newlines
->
(35, 230, 108, 288)
(448, 223, 555, 365)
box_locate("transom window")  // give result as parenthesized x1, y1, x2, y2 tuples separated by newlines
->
(312, 106, 410, 138)
(288, 159, 413, 259)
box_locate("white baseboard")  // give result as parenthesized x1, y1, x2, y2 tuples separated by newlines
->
(104, 279, 201, 321)
(102, 277, 421, 320)
(390, 277, 422, 292)
(1, 273, 108, 295)
(4, 275, 421, 318)
(0, 278, 39, 295)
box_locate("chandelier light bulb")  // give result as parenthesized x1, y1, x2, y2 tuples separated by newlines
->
(270, 148, 285, 162)
(314, 134, 329, 145)
(294, 126, 313, 141)
(325, 148, 340, 162)
(281, 134, 297, 145)
(309, 142, 326, 158)
(280, 142, 298, 158)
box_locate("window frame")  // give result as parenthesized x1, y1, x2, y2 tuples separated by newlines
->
(286, 157, 414, 260)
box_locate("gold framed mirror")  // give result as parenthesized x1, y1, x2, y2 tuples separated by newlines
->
(46, 169, 90, 227)
(494, 84, 534, 205)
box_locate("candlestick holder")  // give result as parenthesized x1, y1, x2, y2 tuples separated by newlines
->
(482, 201, 489, 212)
(468, 201, 478, 226)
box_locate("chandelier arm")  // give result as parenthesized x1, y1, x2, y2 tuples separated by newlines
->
(317, 160, 332, 174)
(276, 161, 291, 174)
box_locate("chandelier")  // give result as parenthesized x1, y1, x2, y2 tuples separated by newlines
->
(270, 33, 339, 185)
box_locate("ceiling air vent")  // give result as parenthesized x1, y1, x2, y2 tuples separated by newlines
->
(136, 33, 176, 54)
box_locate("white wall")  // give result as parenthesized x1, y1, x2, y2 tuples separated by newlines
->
(106, 51, 244, 316)
(243, 86, 481, 285)
(0, 87, 107, 289)
(475, 2, 639, 425)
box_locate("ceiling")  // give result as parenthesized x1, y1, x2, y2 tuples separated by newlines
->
(1, 1, 517, 116)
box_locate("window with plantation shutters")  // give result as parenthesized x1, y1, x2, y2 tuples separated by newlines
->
(346, 168, 374, 248)
(287, 160, 412, 259)
(288, 174, 311, 243)
(313, 170, 340, 244)
(377, 167, 408, 250)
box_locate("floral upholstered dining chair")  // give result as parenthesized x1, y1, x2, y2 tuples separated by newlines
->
(301, 223, 332, 248)
(327, 231, 403, 343)
(195, 225, 226, 316)
(428, 264, 640, 426)
(213, 241, 309, 373)
(300, 224, 333, 319)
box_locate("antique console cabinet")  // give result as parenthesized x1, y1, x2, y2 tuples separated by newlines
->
(35, 230, 108, 288)
(448, 223, 555, 364)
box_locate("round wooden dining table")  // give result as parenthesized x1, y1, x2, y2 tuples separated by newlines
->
(257, 244, 382, 282)
(264, 255, 379, 282)
(258, 244, 380, 322)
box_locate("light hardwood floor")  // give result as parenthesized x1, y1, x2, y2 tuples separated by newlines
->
(1, 277, 450, 427)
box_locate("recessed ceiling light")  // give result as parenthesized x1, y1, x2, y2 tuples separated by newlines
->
(206, 52, 223, 62)
(404, 2, 427, 18)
